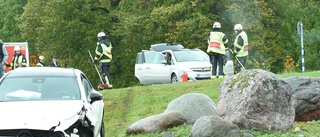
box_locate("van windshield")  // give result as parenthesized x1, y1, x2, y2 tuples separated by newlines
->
(173, 50, 209, 62)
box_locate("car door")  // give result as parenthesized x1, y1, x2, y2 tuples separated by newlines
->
(135, 52, 145, 83)
(81, 74, 104, 136)
(135, 51, 170, 84)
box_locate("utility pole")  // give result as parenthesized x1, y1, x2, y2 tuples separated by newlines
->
(297, 21, 305, 73)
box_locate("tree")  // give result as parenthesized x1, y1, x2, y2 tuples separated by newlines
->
(0, 0, 27, 42)
(18, 0, 114, 86)
(14, 0, 320, 88)
(111, 0, 218, 86)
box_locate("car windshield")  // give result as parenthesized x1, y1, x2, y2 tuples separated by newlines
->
(173, 50, 209, 62)
(0, 76, 81, 101)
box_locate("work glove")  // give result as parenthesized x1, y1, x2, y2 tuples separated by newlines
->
(225, 44, 229, 49)
(229, 44, 234, 48)
(4, 62, 10, 67)
(92, 60, 97, 64)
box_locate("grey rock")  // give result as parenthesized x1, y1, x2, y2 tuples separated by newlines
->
(165, 93, 217, 124)
(284, 76, 320, 121)
(126, 111, 187, 135)
(217, 69, 295, 131)
(162, 132, 174, 137)
(243, 133, 255, 137)
(190, 115, 241, 137)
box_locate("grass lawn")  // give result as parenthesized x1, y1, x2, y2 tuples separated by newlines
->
(101, 71, 320, 137)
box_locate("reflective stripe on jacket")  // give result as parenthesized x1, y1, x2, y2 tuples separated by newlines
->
(207, 32, 228, 54)
(11, 54, 27, 70)
(234, 31, 248, 57)
(94, 39, 113, 63)
(36, 62, 45, 67)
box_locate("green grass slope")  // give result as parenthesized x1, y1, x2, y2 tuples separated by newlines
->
(101, 71, 320, 137)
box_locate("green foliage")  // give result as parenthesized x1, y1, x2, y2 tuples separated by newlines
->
(279, 70, 320, 78)
(302, 28, 320, 71)
(111, 0, 217, 87)
(3, 1, 320, 135)
(1, 0, 319, 88)
(18, 0, 113, 86)
(0, 0, 27, 42)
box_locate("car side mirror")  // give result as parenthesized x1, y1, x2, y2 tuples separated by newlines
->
(90, 91, 103, 104)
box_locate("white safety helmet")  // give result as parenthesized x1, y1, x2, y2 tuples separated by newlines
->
(14, 46, 21, 51)
(234, 24, 243, 31)
(213, 22, 221, 29)
(97, 32, 106, 38)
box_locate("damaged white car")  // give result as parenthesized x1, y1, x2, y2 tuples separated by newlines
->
(0, 67, 104, 137)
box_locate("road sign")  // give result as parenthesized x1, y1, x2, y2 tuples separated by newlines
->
(29, 54, 39, 67)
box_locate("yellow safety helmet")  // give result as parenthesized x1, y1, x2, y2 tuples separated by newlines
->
(39, 55, 45, 60)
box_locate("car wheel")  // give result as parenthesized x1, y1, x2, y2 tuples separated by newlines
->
(171, 74, 178, 84)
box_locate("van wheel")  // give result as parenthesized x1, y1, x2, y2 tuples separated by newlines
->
(171, 74, 178, 84)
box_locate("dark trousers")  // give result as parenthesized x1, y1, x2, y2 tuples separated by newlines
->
(236, 56, 247, 72)
(100, 63, 112, 87)
(209, 52, 224, 76)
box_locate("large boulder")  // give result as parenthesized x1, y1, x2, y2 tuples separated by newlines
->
(284, 76, 320, 121)
(164, 93, 217, 124)
(190, 115, 241, 137)
(217, 69, 295, 131)
(126, 111, 187, 135)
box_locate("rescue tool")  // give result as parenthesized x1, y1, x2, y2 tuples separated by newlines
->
(228, 48, 246, 70)
(88, 50, 108, 89)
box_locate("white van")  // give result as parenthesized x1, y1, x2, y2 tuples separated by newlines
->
(135, 43, 211, 84)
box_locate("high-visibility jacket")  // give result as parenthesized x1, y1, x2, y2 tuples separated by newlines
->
(94, 39, 112, 63)
(234, 31, 248, 57)
(36, 61, 45, 67)
(207, 32, 228, 55)
(10, 53, 27, 70)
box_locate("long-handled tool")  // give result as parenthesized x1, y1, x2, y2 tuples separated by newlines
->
(88, 50, 108, 89)
(228, 48, 246, 70)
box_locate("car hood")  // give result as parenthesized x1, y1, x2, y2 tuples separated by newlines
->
(0, 100, 83, 130)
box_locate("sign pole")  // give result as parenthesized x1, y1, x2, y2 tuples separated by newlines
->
(297, 21, 305, 73)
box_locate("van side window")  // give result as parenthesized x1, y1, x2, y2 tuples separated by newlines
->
(144, 52, 164, 64)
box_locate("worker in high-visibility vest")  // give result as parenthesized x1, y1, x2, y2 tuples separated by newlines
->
(207, 22, 229, 78)
(36, 56, 46, 67)
(5, 46, 27, 70)
(232, 24, 248, 73)
(93, 32, 113, 90)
